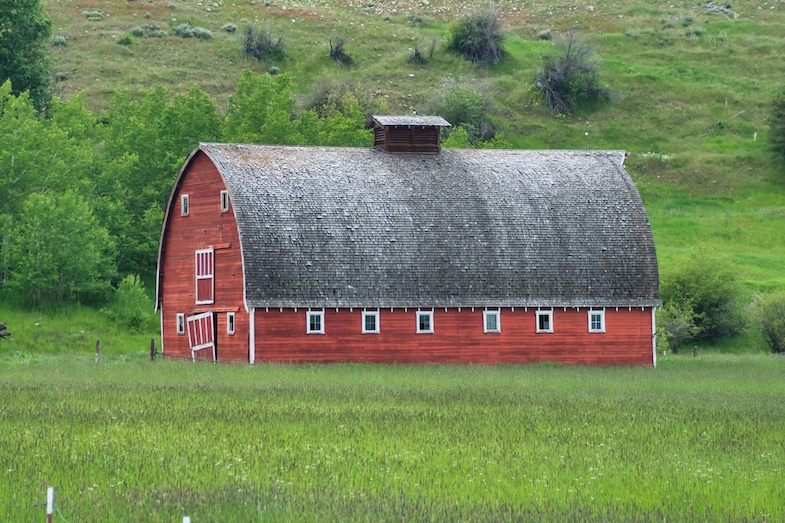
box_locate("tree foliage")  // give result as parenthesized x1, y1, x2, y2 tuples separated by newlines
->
(447, 10, 506, 66)
(751, 292, 785, 353)
(534, 32, 609, 115)
(660, 255, 745, 342)
(657, 303, 701, 354)
(0, 0, 52, 112)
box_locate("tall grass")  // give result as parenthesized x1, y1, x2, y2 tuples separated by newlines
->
(1, 356, 783, 521)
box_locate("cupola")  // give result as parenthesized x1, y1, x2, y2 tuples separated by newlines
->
(369, 115, 452, 154)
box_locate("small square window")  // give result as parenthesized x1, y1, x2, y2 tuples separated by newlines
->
(181, 194, 190, 216)
(536, 310, 553, 333)
(176, 313, 185, 335)
(416, 310, 434, 334)
(362, 310, 380, 334)
(220, 190, 229, 213)
(307, 310, 324, 334)
(589, 309, 605, 333)
(483, 309, 501, 333)
(227, 312, 236, 335)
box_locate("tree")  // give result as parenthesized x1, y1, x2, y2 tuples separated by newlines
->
(660, 255, 745, 342)
(534, 32, 609, 115)
(657, 303, 701, 354)
(0, 0, 52, 112)
(7, 191, 116, 306)
(770, 88, 785, 158)
(751, 292, 785, 353)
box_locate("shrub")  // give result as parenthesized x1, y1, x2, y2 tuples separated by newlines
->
(538, 29, 552, 40)
(55, 71, 69, 81)
(131, 27, 145, 37)
(447, 10, 506, 65)
(329, 39, 353, 64)
(660, 255, 745, 342)
(407, 47, 426, 64)
(222, 23, 237, 33)
(174, 23, 195, 37)
(770, 88, 785, 158)
(101, 275, 154, 332)
(50, 35, 67, 46)
(751, 292, 785, 353)
(433, 83, 495, 143)
(192, 27, 213, 39)
(82, 10, 103, 21)
(268, 66, 281, 75)
(243, 26, 285, 62)
(657, 303, 701, 354)
(533, 31, 610, 114)
(117, 34, 133, 46)
(144, 12, 152, 18)
(147, 30, 168, 38)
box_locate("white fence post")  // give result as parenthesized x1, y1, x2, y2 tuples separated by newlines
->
(183, 517, 191, 523)
(46, 487, 54, 523)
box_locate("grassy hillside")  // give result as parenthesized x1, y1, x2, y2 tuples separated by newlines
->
(45, 0, 785, 292)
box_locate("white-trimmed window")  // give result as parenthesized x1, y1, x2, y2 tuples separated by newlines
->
(176, 313, 185, 335)
(307, 309, 324, 334)
(195, 248, 215, 304)
(536, 309, 553, 333)
(416, 309, 434, 334)
(227, 312, 236, 335)
(220, 190, 229, 213)
(181, 194, 190, 216)
(483, 309, 501, 333)
(588, 309, 605, 333)
(362, 309, 380, 334)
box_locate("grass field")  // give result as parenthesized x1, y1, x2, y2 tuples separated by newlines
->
(1, 354, 783, 521)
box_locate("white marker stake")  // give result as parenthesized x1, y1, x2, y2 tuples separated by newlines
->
(46, 487, 54, 523)
(183, 517, 191, 523)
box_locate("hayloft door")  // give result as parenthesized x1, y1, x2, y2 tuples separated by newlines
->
(186, 312, 217, 361)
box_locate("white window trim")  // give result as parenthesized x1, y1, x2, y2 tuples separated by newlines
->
(227, 312, 236, 335)
(195, 248, 215, 305)
(220, 190, 229, 213)
(181, 194, 190, 216)
(306, 309, 325, 334)
(483, 309, 501, 333)
(416, 309, 434, 334)
(536, 309, 553, 333)
(588, 309, 606, 333)
(176, 313, 185, 335)
(362, 309, 380, 334)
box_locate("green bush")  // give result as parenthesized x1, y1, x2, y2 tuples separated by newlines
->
(329, 39, 353, 64)
(131, 27, 145, 37)
(117, 34, 133, 46)
(192, 27, 213, 39)
(538, 29, 552, 41)
(174, 23, 195, 38)
(656, 303, 701, 354)
(752, 292, 785, 353)
(243, 25, 285, 62)
(660, 255, 745, 342)
(50, 35, 67, 46)
(222, 23, 237, 33)
(533, 31, 610, 114)
(434, 83, 495, 143)
(447, 10, 506, 65)
(82, 10, 102, 21)
(102, 274, 154, 332)
(770, 88, 785, 158)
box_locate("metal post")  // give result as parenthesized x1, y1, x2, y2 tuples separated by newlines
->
(151, 338, 156, 361)
(95, 339, 101, 363)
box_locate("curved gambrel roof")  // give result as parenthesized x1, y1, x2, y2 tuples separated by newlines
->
(198, 144, 660, 309)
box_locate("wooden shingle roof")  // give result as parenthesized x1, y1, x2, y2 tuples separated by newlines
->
(198, 144, 660, 309)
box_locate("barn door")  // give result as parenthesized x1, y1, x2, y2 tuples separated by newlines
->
(186, 312, 216, 361)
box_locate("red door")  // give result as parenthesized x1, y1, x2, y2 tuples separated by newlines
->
(186, 312, 216, 361)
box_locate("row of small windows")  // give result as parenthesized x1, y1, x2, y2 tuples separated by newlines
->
(176, 309, 607, 336)
(180, 191, 230, 216)
(306, 308, 606, 335)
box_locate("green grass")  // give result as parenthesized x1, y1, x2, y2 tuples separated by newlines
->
(1, 355, 783, 521)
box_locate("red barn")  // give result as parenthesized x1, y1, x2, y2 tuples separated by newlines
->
(156, 116, 660, 366)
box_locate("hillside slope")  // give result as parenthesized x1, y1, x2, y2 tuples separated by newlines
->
(47, 0, 785, 291)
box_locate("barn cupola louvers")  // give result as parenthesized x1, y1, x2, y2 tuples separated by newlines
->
(156, 115, 660, 366)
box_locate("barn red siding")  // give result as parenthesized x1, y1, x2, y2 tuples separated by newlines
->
(253, 307, 654, 366)
(159, 152, 248, 361)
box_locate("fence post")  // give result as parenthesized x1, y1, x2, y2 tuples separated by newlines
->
(150, 338, 156, 361)
(95, 339, 101, 363)
(183, 516, 191, 523)
(46, 487, 54, 523)
(693, 345, 698, 358)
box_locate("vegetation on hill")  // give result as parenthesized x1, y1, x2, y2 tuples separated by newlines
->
(1, 0, 784, 351)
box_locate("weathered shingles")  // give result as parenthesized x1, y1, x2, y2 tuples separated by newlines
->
(200, 144, 660, 308)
